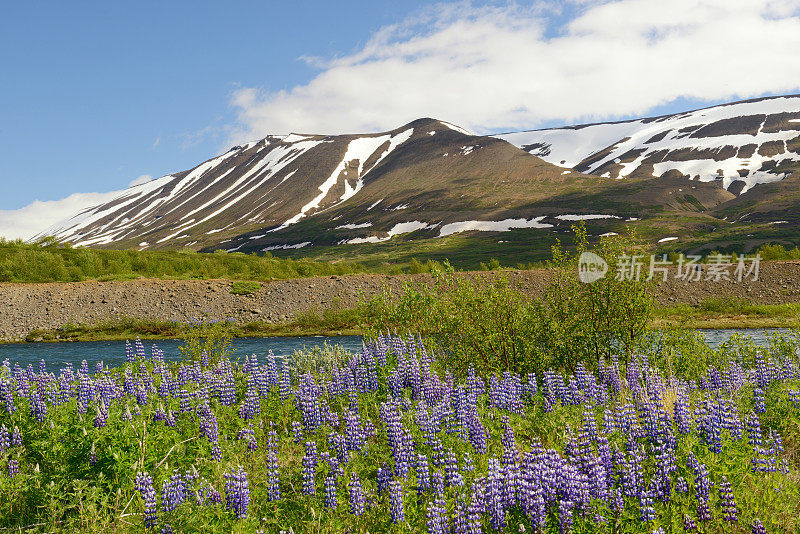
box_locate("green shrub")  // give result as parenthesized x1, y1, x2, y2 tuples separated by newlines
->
(642, 328, 724, 381)
(178, 320, 235, 364)
(532, 223, 655, 370)
(230, 281, 261, 295)
(758, 243, 800, 261)
(288, 342, 354, 380)
(0, 238, 366, 282)
(360, 223, 655, 376)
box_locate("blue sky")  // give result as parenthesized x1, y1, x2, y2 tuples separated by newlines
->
(1, 0, 800, 236)
(0, 1, 435, 210)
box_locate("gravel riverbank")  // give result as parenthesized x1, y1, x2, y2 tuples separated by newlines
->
(2, 262, 800, 342)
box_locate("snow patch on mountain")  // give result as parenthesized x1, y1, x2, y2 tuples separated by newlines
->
(438, 217, 552, 237)
(335, 222, 373, 230)
(284, 129, 414, 226)
(555, 214, 621, 221)
(341, 220, 433, 244)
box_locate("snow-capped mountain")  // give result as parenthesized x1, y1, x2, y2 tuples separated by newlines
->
(497, 95, 800, 195)
(44, 120, 444, 248)
(39, 95, 800, 252)
(46, 118, 587, 250)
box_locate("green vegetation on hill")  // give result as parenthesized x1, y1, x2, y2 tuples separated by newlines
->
(0, 238, 373, 283)
(3, 216, 800, 284)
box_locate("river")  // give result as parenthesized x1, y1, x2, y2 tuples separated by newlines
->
(0, 329, 793, 370)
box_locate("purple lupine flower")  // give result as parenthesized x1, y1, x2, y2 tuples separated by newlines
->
(416, 454, 431, 494)
(29, 390, 47, 423)
(291, 421, 304, 444)
(427, 494, 448, 534)
(11, 426, 21, 447)
(746, 412, 763, 447)
(377, 465, 392, 495)
(465, 406, 487, 454)
(211, 445, 222, 462)
(683, 514, 697, 531)
(349, 475, 365, 516)
(431, 469, 445, 495)
(0, 425, 9, 453)
(324, 473, 338, 510)
(135, 472, 158, 529)
(125, 340, 135, 363)
(389, 480, 405, 523)
(753, 387, 766, 414)
(687, 453, 712, 522)
(224, 467, 250, 519)
(344, 409, 365, 452)
(486, 458, 506, 530)
(161, 472, 185, 512)
(1, 380, 17, 414)
(93, 402, 109, 428)
(238, 377, 260, 420)
(135, 338, 146, 362)
(558, 499, 574, 534)
(8, 459, 18, 478)
(639, 482, 656, 522)
(266, 430, 281, 501)
(673, 390, 691, 434)
(463, 453, 474, 472)
(444, 449, 463, 487)
(719, 476, 737, 522)
(237, 426, 258, 451)
(302, 441, 318, 495)
(751, 518, 766, 534)
(160, 525, 173, 534)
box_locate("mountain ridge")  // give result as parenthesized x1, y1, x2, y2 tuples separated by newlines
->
(39, 95, 800, 254)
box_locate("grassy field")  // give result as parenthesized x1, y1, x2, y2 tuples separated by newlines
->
(655, 299, 800, 329)
(2, 244, 800, 531)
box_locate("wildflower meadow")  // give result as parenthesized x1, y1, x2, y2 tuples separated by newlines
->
(0, 330, 798, 533)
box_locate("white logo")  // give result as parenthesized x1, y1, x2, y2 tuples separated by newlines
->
(578, 252, 608, 283)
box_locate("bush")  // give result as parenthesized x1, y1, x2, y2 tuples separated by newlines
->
(530, 223, 655, 370)
(288, 342, 354, 380)
(360, 223, 655, 376)
(230, 281, 261, 295)
(178, 320, 235, 364)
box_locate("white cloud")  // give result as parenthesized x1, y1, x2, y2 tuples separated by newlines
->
(0, 192, 122, 241)
(129, 174, 153, 187)
(229, 0, 800, 140)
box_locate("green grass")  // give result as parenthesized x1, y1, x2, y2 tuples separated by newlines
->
(655, 298, 800, 329)
(4, 215, 800, 284)
(229, 281, 261, 296)
(19, 312, 368, 343)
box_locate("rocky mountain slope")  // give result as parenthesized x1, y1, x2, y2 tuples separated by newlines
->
(40, 95, 800, 254)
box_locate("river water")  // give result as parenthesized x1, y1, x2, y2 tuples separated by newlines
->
(0, 329, 792, 370)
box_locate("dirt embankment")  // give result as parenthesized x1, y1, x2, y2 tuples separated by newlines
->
(2, 262, 800, 342)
